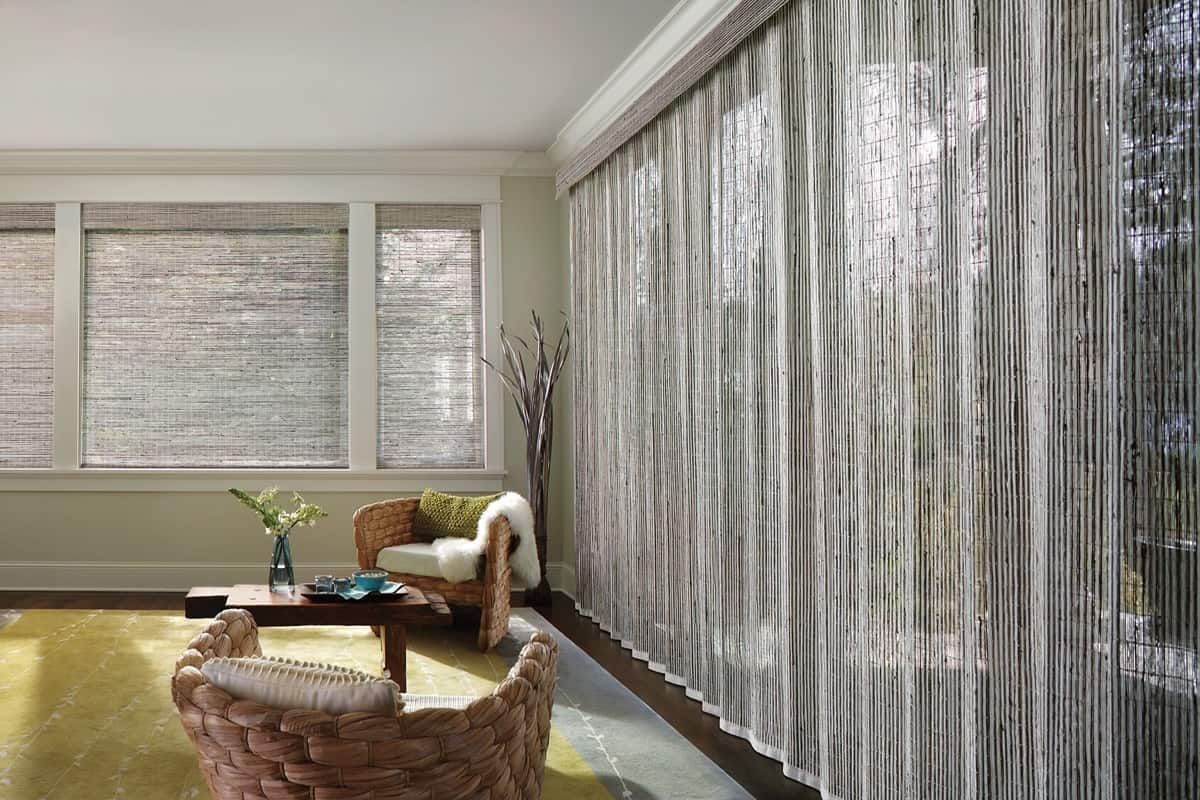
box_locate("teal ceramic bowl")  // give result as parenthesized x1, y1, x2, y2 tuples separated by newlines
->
(352, 568, 388, 591)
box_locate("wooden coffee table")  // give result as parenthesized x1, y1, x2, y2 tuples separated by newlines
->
(184, 584, 452, 691)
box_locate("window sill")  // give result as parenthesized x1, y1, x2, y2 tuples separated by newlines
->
(0, 468, 508, 493)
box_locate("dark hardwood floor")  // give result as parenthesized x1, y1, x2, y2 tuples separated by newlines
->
(533, 592, 814, 800)
(0, 589, 813, 799)
(0, 590, 185, 610)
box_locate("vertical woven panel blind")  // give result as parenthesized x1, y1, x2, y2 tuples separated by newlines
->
(571, 0, 1198, 796)
(376, 205, 483, 468)
(82, 203, 348, 467)
(0, 204, 55, 467)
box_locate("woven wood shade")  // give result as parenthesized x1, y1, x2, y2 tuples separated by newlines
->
(571, 0, 1198, 796)
(0, 204, 55, 467)
(81, 203, 349, 467)
(375, 204, 484, 468)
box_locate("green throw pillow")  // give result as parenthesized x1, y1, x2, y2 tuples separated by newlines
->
(413, 489, 503, 541)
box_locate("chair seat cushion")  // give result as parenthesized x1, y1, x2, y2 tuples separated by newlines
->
(201, 657, 401, 716)
(376, 542, 448, 579)
(376, 543, 530, 590)
(399, 693, 476, 711)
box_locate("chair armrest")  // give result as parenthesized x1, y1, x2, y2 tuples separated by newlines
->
(175, 609, 262, 673)
(484, 515, 515, 574)
(353, 497, 420, 570)
(478, 515, 515, 651)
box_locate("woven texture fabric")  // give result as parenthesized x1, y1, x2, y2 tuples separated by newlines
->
(571, 1, 1198, 797)
(0, 204, 54, 467)
(376, 204, 484, 468)
(354, 496, 515, 651)
(81, 202, 348, 231)
(81, 203, 348, 467)
(172, 610, 559, 800)
(414, 489, 504, 540)
(376, 204, 481, 231)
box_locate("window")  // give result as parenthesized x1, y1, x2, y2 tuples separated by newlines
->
(0, 204, 54, 467)
(375, 205, 484, 468)
(0, 186, 501, 487)
(81, 203, 349, 467)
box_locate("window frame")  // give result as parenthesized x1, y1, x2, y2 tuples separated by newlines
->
(0, 173, 505, 491)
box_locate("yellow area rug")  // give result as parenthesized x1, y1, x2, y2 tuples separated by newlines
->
(0, 609, 610, 799)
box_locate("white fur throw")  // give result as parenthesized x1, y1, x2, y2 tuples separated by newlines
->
(431, 492, 539, 587)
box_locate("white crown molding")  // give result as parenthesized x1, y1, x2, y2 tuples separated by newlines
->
(504, 152, 558, 177)
(547, 0, 740, 168)
(0, 149, 556, 177)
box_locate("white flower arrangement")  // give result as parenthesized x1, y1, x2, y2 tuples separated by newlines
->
(229, 487, 327, 537)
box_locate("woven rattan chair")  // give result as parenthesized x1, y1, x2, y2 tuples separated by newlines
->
(172, 609, 559, 800)
(354, 497, 517, 651)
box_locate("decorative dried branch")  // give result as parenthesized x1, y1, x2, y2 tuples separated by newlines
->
(482, 310, 570, 597)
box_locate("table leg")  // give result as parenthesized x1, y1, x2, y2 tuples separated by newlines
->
(381, 624, 407, 691)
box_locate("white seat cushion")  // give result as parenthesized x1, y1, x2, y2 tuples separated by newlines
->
(376, 542, 448, 579)
(400, 693, 476, 711)
(201, 657, 401, 716)
(376, 541, 530, 588)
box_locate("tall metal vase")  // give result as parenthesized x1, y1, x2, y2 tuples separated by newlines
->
(269, 534, 295, 591)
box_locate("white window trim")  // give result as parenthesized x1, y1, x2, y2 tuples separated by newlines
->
(52, 202, 82, 470)
(347, 202, 378, 472)
(480, 202, 505, 473)
(0, 172, 506, 491)
(0, 469, 506, 493)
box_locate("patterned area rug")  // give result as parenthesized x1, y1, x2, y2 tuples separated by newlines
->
(0, 607, 746, 799)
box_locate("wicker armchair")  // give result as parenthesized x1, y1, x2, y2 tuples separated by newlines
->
(354, 497, 517, 651)
(172, 609, 560, 800)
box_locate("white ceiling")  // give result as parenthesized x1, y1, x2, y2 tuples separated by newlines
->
(0, 0, 677, 151)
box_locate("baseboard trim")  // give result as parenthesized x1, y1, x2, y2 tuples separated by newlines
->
(546, 561, 576, 600)
(0, 561, 360, 591)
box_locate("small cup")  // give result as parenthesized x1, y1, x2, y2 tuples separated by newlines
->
(333, 577, 351, 593)
(314, 574, 334, 593)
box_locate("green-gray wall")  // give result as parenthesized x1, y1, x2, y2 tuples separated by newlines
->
(0, 176, 578, 592)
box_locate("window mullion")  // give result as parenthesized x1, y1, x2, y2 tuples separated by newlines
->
(348, 202, 378, 471)
(52, 202, 82, 470)
(481, 202, 504, 472)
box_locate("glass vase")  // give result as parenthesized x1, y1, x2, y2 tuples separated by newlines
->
(269, 534, 295, 592)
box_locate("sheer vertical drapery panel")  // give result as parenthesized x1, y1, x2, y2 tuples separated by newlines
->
(573, 7, 799, 779)
(81, 203, 349, 467)
(570, 0, 1198, 796)
(0, 204, 55, 467)
(375, 204, 483, 468)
